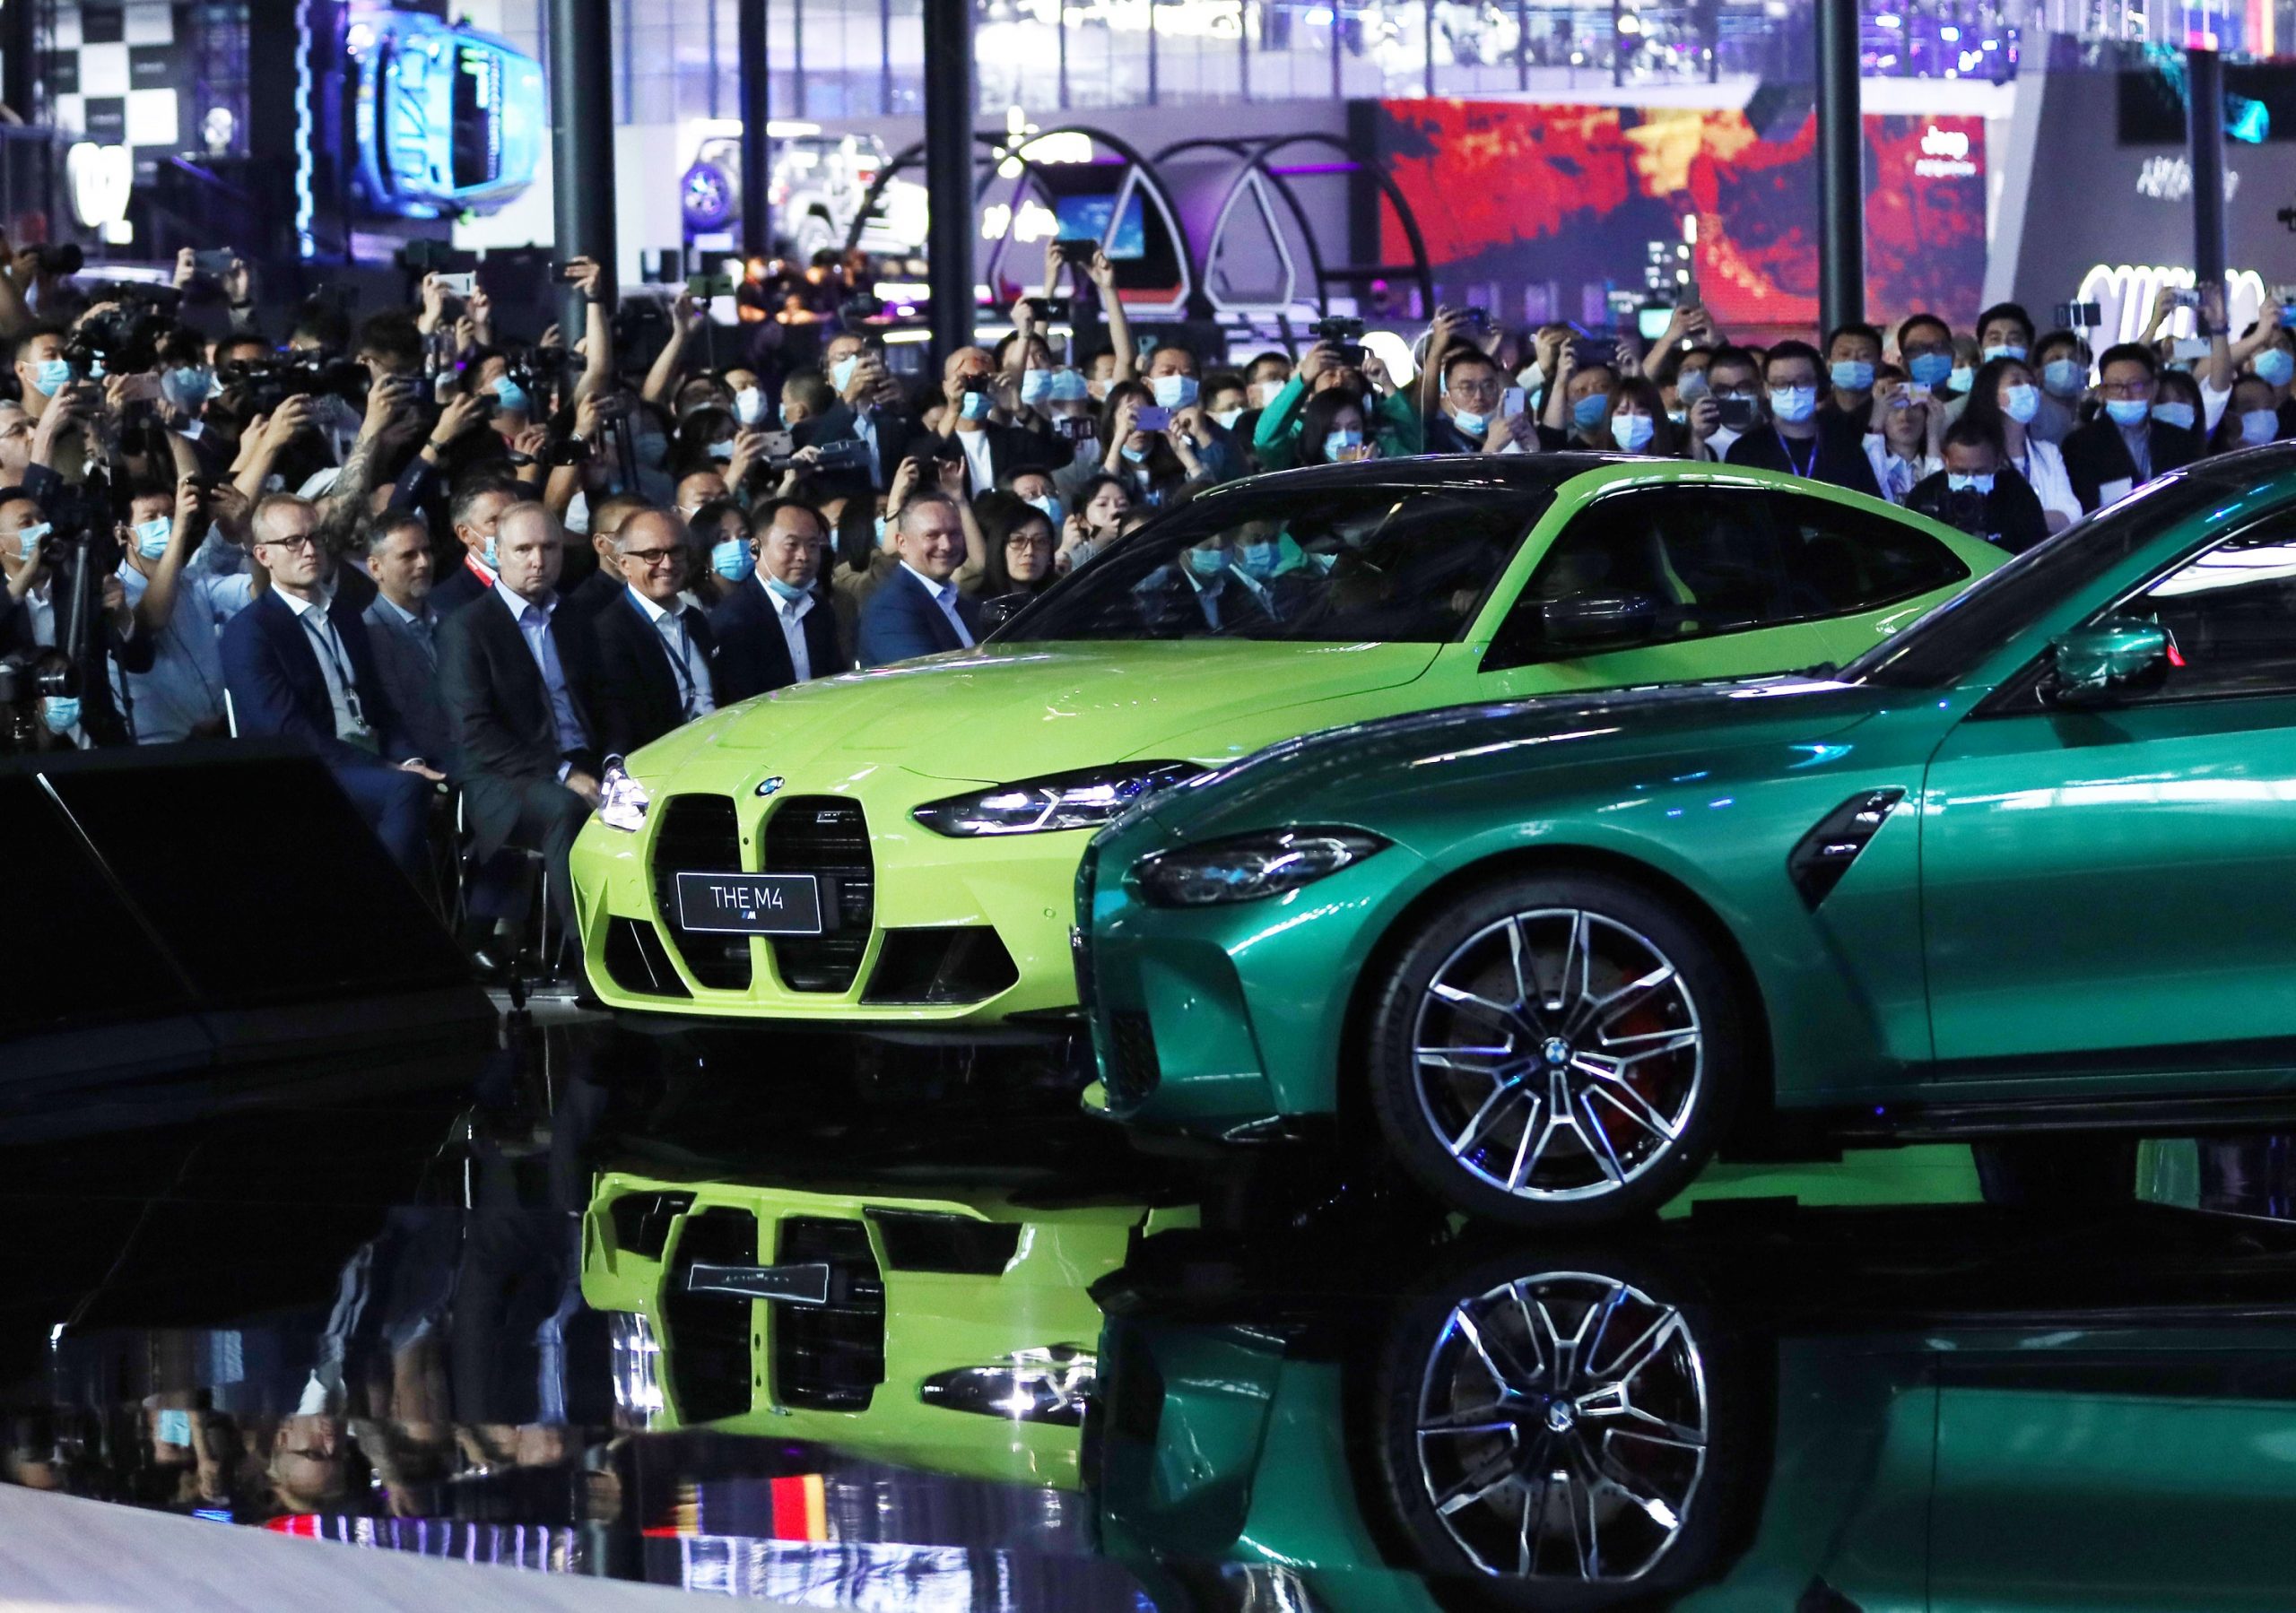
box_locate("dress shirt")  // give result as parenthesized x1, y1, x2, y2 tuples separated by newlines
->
(955, 426, 996, 496)
(762, 574, 815, 684)
(493, 577, 589, 771)
(627, 584, 716, 721)
(900, 561, 975, 648)
(276, 585, 373, 749)
(111, 556, 252, 743)
(852, 404, 883, 486)
(2117, 421, 2152, 481)
(374, 594, 439, 668)
(20, 577, 54, 647)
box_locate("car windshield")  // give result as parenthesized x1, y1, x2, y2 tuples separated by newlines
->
(996, 483, 1554, 646)
(1847, 469, 2236, 689)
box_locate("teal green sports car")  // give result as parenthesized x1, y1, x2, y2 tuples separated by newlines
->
(1079, 447, 2296, 1227)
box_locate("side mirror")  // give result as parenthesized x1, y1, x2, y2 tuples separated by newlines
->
(1539, 591, 1660, 647)
(2048, 616, 2169, 706)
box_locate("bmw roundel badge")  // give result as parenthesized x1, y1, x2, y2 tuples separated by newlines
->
(756, 776, 786, 797)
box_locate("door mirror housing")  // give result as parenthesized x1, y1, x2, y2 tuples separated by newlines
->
(2048, 616, 2170, 706)
(1539, 591, 1661, 647)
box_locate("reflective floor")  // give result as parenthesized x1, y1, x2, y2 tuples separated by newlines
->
(11, 1012, 2296, 1610)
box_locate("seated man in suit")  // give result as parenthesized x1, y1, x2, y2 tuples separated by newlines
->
(426, 473, 525, 616)
(711, 498, 848, 700)
(220, 494, 441, 880)
(2060, 342, 2205, 512)
(438, 501, 604, 938)
(857, 491, 982, 668)
(359, 509, 452, 770)
(589, 506, 719, 758)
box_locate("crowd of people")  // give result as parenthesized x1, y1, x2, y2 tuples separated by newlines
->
(0, 232, 2282, 959)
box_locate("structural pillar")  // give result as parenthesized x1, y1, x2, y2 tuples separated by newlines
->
(2188, 48, 2228, 288)
(1813, 0, 1862, 334)
(923, 0, 975, 369)
(549, 0, 617, 330)
(4, 0, 39, 131)
(740, 0, 772, 259)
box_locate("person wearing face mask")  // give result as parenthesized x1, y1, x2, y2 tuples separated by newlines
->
(13, 325, 90, 482)
(1862, 371, 1942, 504)
(1601, 377, 1676, 456)
(590, 507, 723, 758)
(1231, 351, 1295, 467)
(2060, 343, 2203, 512)
(2027, 329, 2091, 446)
(802, 334, 926, 494)
(1724, 341, 1882, 496)
(428, 475, 525, 614)
(0, 488, 152, 747)
(1000, 468, 1065, 536)
(1297, 388, 1379, 467)
(1059, 473, 1135, 573)
(684, 498, 754, 605)
(937, 346, 1056, 496)
(1972, 302, 2035, 374)
(1906, 419, 2050, 555)
(712, 498, 848, 698)
(1541, 346, 1622, 450)
(1895, 313, 1959, 400)
(2208, 375, 2285, 455)
(2227, 306, 2296, 438)
(1252, 341, 1421, 469)
(1959, 357, 2079, 533)
(110, 476, 255, 743)
(2152, 367, 2207, 443)
(1821, 322, 1883, 426)
(1202, 372, 1249, 437)
(1134, 528, 1279, 637)
(1425, 348, 1529, 455)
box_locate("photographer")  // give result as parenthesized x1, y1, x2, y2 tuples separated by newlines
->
(1250, 335, 1417, 470)
(0, 486, 151, 748)
(1907, 417, 2050, 555)
(937, 345, 1057, 496)
(114, 473, 257, 743)
(1725, 340, 1883, 496)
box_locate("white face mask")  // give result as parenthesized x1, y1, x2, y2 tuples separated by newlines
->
(733, 386, 766, 425)
(1248, 379, 1284, 409)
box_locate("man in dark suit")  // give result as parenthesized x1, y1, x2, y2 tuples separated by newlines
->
(437, 501, 604, 936)
(359, 509, 452, 768)
(589, 507, 721, 758)
(2060, 342, 2205, 512)
(711, 499, 848, 700)
(800, 337, 929, 497)
(426, 474, 524, 616)
(220, 495, 440, 879)
(857, 491, 983, 667)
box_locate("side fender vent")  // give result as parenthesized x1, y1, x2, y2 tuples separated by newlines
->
(1787, 788, 1907, 909)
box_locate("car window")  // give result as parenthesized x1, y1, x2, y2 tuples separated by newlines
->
(450, 45, 500, 189)
(997, 486, 1551, 646)
(2113, 518, 2296, 700)
(1765, 490, 1969, 612)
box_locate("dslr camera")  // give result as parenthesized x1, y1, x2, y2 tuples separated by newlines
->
(1310, 315, 1367, 369)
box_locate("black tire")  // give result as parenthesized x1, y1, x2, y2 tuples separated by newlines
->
(1368, 1245, 1763, 1610)
(1366, 871, 1747, 1231)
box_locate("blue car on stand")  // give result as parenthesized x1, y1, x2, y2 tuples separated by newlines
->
(347, 11, 545, 219)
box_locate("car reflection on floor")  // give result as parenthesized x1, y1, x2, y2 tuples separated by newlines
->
(4, 1020, 2296, 1611)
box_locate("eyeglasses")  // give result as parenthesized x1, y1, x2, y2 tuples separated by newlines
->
(622, 546, 684, 568)
(2099, 377, 2154, 400)
(257, 533, 318, 554)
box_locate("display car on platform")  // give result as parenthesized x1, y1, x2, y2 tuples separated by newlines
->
(572, 456, 1998, 1029)
(346, 11, 546, 219)
(1077, 447, 2296, 1228)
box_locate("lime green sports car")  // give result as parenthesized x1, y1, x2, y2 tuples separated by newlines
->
(1078, 448, 2296, 1227)
(573, 455, 1997, 1027)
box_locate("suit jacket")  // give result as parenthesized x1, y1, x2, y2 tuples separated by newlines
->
(428, 556, 494, 617)
(590, 585, 722, 759)
(220, 587, 411, 767)
(796, 401, 929, 496)
(559, 564, 627, 621)
(856, 565, 984, 668)
(361, 595, 453, 767)
(710, 575, 849, 701)
(437, 584, 604, 792)
(2060, 416, 2204, 512)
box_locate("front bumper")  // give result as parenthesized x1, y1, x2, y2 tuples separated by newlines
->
(571, 769, 1092, 1028)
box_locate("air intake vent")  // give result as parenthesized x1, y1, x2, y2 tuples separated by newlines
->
(764, 798, 874, 993)
(771, 1217, 885, 1411)
(861, 927, 1020, 1005)
(603, 916, 691, 998)
(1787, 788, 1907, 909)
(650, 795, 752, 991)
(1104, 1010, 1162, 1107)
(608, 1191, 694, 1261)
(662, 1208, 759, 1423)
(867, 1209, 1022, 1274)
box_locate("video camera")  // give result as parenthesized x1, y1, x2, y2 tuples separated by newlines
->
(65, 287, 184, 377)
(219, 355, 370, 418)
(1309, 315, 1367, 369)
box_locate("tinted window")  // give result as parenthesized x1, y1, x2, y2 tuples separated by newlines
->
(451, 46, 500, 189)
(2117, 520, 2296, 700)
(1767, 491, 1968, 611)
(998, 486, 1550, 646)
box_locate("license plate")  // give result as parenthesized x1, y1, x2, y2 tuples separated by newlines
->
(674, 872, 823, 935)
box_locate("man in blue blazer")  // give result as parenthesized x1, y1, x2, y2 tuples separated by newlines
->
(711, 499, 850, 699)
(220, 496, 440, 879)
(359, 509, 453, 769)
(856, 492, 983, 668)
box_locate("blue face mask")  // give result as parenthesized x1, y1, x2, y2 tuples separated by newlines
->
(1152, 374, 1200, 410)
(11, 520, 50, 568)
(1610, 412, 1656, 452)
(1237, 539, 1283, 579)
(132, 516, 172, 559)
(1675, 369, 1709, 403)
(707, 438, 736, 463)
(1830, 359, 1875, 393)
(1024, 493, 1062, 527)
(2042, 358, 2087, 398)
(480, 535, 498, 571)
(2256, 348, 2296, 389)
(39, 695, 79, 733)
(2105, 397, 2152, 428)
(1570, 393, 1610, 432)
(763, 572, 808, 602)
(1981, 343, 2028, 365)
(1322, 426, 1364, 461)
(1770, 386, 1818, 424)
(2241, 407, 2280, 446)
(2151, 402, 2195, 431)
(1451, 408, 1488, 438)
(2002, 383, 2040, 423)
(1048, 369, 1091, 402)
(1020, 369, 1054, 406)
(874, 515, 892, 544)
(830, 355, 860, 394)
(710, 537, 755, 580)
(1907, 351, 1953, 387)
(492, 377, 531, 414)
(1946, 472, 1996, 494)
(1119, 442, 1150, 464)
(28, 358, 70, 395)
(163, 364, 214, 410)
(959, 389, 995, 422)
(1185, 545, 1230, 577)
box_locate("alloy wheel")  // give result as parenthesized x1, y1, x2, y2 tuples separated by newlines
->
(1410, 909, 1703, 1203)
(1415, 1270, 1708, 1581)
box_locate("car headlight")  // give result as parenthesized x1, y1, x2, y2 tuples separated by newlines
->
(607, 1311, 665, 1431)
(918, 1346, 1095, 1426)
(596, 760, 652, 833)
(911, 763, 1200, 837)
(1133, 828, 1388, 907)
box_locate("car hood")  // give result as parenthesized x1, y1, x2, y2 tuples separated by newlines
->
(1136, 675, 1894, 837)
(640, 639, 1446, 783)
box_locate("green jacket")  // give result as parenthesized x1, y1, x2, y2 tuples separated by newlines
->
(1250, 377, 1424, 470)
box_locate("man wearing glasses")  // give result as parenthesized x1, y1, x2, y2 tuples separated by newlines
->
(2061, 343, 2205, 513)
(219, 494, 439, 878)
(590, 506, 721, 759)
